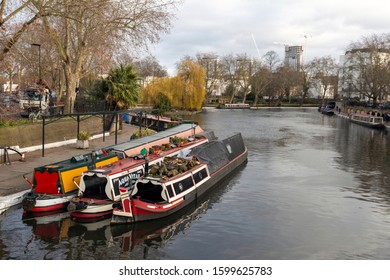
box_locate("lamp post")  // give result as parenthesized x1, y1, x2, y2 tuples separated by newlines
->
(31, 43, 41, 81)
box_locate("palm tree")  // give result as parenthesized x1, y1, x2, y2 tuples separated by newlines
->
(106, 64, 141, 110)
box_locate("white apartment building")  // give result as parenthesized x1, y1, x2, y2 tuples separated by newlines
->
(338, 48, 390, 101)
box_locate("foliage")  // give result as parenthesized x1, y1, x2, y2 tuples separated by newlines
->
(78, 130, 90, 140)
(79, 75, 109, 100)
(153, 92, 172, 112)
(0, 118, 29, 127)
(141, 60, 206, 111)
(106, 64, 141, 110)
(177, 60, 206, 110)
(130, 129, 155, 139)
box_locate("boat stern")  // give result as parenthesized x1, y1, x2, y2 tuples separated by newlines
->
(111, 186, 134, 224)
(111, 211, 134, 224)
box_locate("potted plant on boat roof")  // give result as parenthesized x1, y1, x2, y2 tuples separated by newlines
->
(77, 130, 90, 149)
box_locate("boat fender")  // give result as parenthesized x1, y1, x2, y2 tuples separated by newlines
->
(67, 199, 88, 212)
(21, 193, 37, 212)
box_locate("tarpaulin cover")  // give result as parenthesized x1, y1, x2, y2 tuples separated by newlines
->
(191, 133, 245, 174)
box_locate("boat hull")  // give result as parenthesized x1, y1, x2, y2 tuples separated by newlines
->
(68, 199, 114, 222)
(22, 191, 77, 213)
(350, 116, 384, 130)
(350, 120, 384, 129)
(321, 110, 334, 116)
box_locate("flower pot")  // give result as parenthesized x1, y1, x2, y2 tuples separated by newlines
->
(77, 139, 89, 149)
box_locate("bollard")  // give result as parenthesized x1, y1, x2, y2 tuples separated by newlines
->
(19, 153, 26, 162)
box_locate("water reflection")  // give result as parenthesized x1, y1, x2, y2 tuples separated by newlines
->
(17, 189, 218, 259)
(111, 199, 210, 258)
(22, 211, 71, 243)
(333, 117, 390, 209)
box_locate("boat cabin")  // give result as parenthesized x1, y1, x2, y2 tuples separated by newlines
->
(31, 150, 118, 195)
(78, 169, 121, 201)
(351, 114, 383, 124)
(106, 122, 205, 159)
(130, 157, 210, 204)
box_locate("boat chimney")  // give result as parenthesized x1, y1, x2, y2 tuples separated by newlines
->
(144, 156, 149, 175)
(91, 150, 96, 169)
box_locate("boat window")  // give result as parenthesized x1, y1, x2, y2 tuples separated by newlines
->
(173, 176, 194, 195)
(109, 151, 125, 160)
(226, 144, 232, 154)
(132, 181, 165, 203)
(193, 168, 208, 184)
(83, 174, 109, 199)
(166, 185, 175, 198)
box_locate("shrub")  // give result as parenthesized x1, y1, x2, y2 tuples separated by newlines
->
(78, 130, 90, 140)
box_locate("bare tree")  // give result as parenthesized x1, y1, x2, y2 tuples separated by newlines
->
(262, 50, 280, 71)
(32, 0, 181, 113)
(220, 53, 253, 104)
(297, 63, 314, 106)
(343, 33, 390, 103)
(132, 55, 168, 79)
(195, 52, 221, 99)
(250, 65, 272, 106)
(0, 52, 18, 93)
(0, 0, 48, 62)
(235, 53, 253, 104)
(309, 56, 338, 104)
(220, 54, 239, 103)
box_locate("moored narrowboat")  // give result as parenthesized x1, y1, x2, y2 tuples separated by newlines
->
(111, 133, 248, 224)
(22, 150, 119, 214)
(217, 103, 250, 109)
(349, 113, 384, 130)
(106, 122, 205, 159)
(67, 133, 211, 222)
(21, 122, 205, 215)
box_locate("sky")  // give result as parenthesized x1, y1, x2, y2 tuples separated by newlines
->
(151, 0, 390, 75)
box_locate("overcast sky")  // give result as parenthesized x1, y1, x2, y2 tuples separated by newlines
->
(150, 0, 390, 75)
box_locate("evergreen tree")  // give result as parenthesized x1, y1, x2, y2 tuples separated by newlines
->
(106, 64, 141, 109)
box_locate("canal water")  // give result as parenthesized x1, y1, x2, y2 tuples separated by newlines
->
(1, 107, 390, 260)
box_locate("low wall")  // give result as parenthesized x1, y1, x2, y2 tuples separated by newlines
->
(0, 117, 107, 148)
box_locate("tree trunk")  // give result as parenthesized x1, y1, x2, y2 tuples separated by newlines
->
(63, 65, 79, 114)
(242, 91, 247, 104)
(253, 92, 259, 106)
(229, 83, 235, 104)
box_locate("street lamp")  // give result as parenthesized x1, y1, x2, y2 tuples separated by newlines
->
(31, 43, 41, 81)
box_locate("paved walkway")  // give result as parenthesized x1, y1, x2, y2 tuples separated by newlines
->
(0, 124, 139, 198)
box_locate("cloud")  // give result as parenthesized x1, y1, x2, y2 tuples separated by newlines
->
(152, 0, 390, 75)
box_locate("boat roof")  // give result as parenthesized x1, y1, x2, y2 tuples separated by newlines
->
(87, 134, 209, 176)
(107, 122, 200, 153)
(34, 150, 117, 172)
(129, 113, 180, 123)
